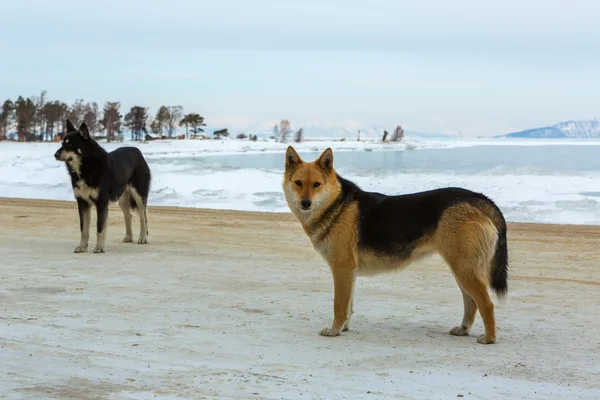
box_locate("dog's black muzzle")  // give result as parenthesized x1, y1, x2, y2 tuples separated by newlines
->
(54, 149, 62, 160)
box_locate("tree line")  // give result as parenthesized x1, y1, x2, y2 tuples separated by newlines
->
(3, 91, 406, 144)
(0, 90, 213, 142)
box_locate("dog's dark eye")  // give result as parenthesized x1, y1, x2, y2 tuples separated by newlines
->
(295, 180, 302, 187)
(313, 182, 321, 188)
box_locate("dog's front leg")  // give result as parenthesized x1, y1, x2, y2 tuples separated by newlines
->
(74, 199, 91, 253)
(94, 200, 109, 253)
(320, 259, 357, 337)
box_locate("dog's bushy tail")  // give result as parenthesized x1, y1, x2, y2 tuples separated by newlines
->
(142, 168, 151, 236)
(490, 221, 508, 298)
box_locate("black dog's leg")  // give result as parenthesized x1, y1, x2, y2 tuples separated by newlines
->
(118, 190, 133, 242)
(74, 198, 91, 253)
(129, 187, 148, 244)
(94, 199, 109, 253)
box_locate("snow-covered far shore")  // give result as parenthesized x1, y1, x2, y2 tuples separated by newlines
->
(4, 135, 600, 157)
(2, 137, 600, 226)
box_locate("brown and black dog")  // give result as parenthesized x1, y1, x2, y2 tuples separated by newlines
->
(282, 146, 508, 344)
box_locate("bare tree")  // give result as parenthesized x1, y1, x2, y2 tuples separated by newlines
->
(83, 102, 99, 135)
(34, 90, 48, 137)
(382, 130, 389, 142)
(167, 105, 183, 137)
(68, 99, 86, 127)
(150, 106, 171, 137)
(279, 119, 291, 143)
(391, 125, 404, 142)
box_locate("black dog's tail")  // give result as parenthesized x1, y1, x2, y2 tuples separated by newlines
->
(128, 149, 151, 236)
(490, 221, 508, 298)
(144, 205, 149, 236)
(141, 167, 151, 236)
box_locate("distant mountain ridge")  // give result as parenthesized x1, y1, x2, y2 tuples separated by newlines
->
(496, 119, 600, 139)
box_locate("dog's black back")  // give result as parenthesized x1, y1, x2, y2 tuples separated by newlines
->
(336, 174, 505, 256)
(107, 147, 151, 207)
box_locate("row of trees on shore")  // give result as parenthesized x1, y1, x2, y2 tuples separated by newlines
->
(0, 91, 404, 144)
(0, 91, 217, 142)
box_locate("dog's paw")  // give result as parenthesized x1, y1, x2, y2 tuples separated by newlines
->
(137, 237, 148, 244)
(477, 334, 496, 344)
(122, 236, 133, 243)
(74, 246, 88, 253)
(93, 246, 105, 254)
(449, 326, 470, 336)
(319, 327, 341, 337)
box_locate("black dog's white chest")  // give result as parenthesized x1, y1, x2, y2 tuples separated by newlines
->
(72, 178, 99, 203)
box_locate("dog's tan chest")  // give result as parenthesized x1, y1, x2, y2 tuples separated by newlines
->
(74, 180, 99, 204)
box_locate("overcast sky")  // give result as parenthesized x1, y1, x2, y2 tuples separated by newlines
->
(1, 0, 599, 136)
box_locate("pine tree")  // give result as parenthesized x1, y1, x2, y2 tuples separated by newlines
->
(180, 113, 206, 139)
(14, 96, 36, 141)
(124, 106, 148, 141)
(391, 125, 404, 142)
(382, 130, 389, 142)
(100, 102, 122, 142)
(294, 127, 304, 143)
(0, 100, 14, 139)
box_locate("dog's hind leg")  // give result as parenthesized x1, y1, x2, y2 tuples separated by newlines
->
(451, 270, 496, 344)
(94, 200, 109, 253)
(437, 206, 499, 344)
(74, 199, 91, 253)
(129, 187, 148, 244)
(449, 283, 478, 337)
(118, 190, 133, 243)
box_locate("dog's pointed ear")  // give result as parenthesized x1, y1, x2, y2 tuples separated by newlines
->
(78, 122, 90, 140)
(316, 148, 334, 172)
(66, 119, 76, 132)
(285, 146, 302, 171)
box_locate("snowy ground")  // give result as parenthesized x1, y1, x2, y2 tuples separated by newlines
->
(1, 199, 599, 399)
(1, 137, 600, 225)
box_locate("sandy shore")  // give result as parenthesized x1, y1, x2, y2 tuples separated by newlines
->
(1, 197, 599, 399)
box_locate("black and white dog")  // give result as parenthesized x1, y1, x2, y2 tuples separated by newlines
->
(54, 120, 152, 253)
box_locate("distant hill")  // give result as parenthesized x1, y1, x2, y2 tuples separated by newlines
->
(496, 119, 600, 139)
